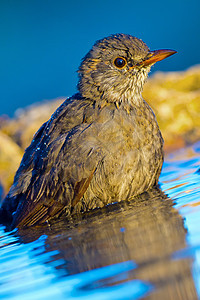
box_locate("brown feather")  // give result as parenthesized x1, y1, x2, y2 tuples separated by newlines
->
(71, 168, 96, 207)
(12, 199, 65, 228)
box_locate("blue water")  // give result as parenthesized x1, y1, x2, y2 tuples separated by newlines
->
(0, 142, 200, 299)
(0, 0, 200, 116)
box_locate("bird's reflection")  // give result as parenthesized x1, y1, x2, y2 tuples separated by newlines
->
(17, 187, 198, 299)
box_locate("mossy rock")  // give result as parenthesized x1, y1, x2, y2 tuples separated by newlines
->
(0, 66, 200, 194)
(1, 98, 64, 150)
(0, 131, 23, 198)
(143, 65, 200, 151)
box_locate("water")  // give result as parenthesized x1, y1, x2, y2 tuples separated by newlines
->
(0, 142, 200, 299)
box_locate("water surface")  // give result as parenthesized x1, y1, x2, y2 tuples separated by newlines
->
(0, 142, 200, 299)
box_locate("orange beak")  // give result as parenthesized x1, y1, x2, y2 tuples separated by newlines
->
(140, 49, 177, 67)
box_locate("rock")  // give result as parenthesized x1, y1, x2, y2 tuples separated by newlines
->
(0, 98, 64, 198)
(0, 66, 200, 193)
(1, 98, 64, 150)
(143, 65, 200, 151)
(0, 131, 23, 199)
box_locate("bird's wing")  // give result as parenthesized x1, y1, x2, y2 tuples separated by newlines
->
(5, 98, 104, 228)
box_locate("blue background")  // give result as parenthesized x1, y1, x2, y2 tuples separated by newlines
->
(0, 0, 199, 116)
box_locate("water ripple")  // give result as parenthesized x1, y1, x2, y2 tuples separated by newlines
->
(0, 142, 200, 299)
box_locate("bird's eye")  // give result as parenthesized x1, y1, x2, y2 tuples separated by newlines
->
(113, 57, 127, 69)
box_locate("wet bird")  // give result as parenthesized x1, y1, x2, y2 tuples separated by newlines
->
(1, 34, 176, 229)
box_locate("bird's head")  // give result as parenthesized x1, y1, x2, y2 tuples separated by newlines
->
(78, 34, 176, 105)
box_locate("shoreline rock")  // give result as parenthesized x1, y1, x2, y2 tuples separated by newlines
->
(143, 65, 200, 151)
(0, 66, 199, 197)
(0, 131, 23, 197)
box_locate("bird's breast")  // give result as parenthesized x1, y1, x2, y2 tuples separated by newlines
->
(92, 104, 164, 199)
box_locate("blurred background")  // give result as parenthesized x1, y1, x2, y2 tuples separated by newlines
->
(0, 0, 199, 116)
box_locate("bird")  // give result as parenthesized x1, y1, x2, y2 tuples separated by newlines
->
(0, 34, 177, 229)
